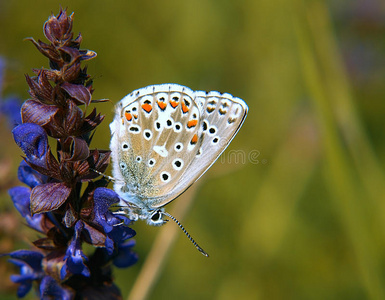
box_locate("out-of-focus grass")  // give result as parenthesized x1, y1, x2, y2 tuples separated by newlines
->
(1, 0, 385, 299)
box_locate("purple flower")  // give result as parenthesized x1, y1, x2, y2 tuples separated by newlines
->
(93, 188, 137, 255)
(8, 250, 44, 297)
(0, 57, 22, 127)
(8, 161, 47, 231)
(93, 187, 124, 233)
(91, 188, 138, 265)
(8, 186, 44, 232)
(40, 276, 73, 300)
(0, 96, 22, 127)
(6, 9, 137, 299)
(60, 220, 90, 280)
(112, 239, 138, 268)
(12, 123, 50, 169)
(17, 160, 48, 188)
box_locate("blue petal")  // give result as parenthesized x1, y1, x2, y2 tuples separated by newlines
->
(18, 160, 48, 188)
(40, 276, 73, 300)
(108, 223, 136, 245)
(61, 221, 90, 279)
(8, 186, 44, 232)
(16, 281, 32, 298)
(8, 250, 44, 271)
(0, 96, 22, 127)
(12, 123, 49, 168)
(93, 188, 120, 213)
(26, 214, 44, 233)
(65, 252, 90, 277)
(93, 187, 120, 233)
(9, 186, 31, 217)
(104, 236, 115, 255)
(8, 250, 44, 298)
(60, 264, 68, 281)
(113, 240, 138, 268)
(103, 225, 136, 257)
(8, 258, 39, 282)
(92, 188, 138, 256)
(10, 272, 34, 283)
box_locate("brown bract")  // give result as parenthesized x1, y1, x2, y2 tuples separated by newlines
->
(20, 8, 111, 246)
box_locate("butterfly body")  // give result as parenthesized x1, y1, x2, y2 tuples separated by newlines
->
(109, 84, 248, 226)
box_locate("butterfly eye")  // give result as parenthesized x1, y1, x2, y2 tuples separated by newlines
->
(151, 210, 162, 222)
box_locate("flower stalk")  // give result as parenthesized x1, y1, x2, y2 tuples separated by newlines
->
(6, 8, 137, 299)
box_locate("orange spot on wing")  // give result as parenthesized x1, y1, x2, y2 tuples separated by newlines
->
(170, 100, 178, 108)
(187, 119, 198, 128)
(142, 103, 152, 113)
(157, 101, 167, 110)
(182, 103, 189, 113)
(125, 112, 132, 121)
(191, 134, 198, 144)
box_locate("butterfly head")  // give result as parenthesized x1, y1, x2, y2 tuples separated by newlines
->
(115, 193, 168, 226)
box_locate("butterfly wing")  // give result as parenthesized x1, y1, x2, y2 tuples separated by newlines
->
(110, 84, 205, 207)
(148, 88, 248, 208)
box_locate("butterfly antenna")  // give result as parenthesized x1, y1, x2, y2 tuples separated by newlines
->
(162, 211, 209, 257)
(90, 168, 125, 184)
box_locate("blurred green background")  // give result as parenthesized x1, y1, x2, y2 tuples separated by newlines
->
(1, 0, 385, 299)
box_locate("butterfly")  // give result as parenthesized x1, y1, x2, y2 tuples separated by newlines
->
(109, 84, 248, 256)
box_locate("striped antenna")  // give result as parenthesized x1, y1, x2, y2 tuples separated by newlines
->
(90, 168, 125, 184)
(162, 211, 209, 257)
